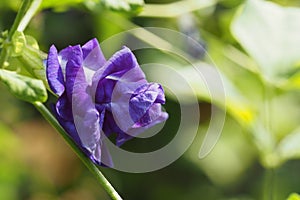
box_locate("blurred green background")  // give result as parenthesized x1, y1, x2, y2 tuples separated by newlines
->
(1, 0, 300, 199)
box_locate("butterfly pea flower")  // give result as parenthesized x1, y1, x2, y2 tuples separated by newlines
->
(45, 38, 168, 167)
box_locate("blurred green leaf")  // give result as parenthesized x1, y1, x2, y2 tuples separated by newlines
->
(281, 71, 300, 90)
(101, 0, 144, 13)
(187, 117, 256, 186)
(0, 0, 21, 10)
(0, 69, 47, 103)
(287, 193, 300, 200)
(277, 127, 300, 163)
(41, 0, 87, 10)
(231, 0, 300, 82)
(41, 0, 143, 13)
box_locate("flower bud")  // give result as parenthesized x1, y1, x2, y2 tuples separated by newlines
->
(11, 31, 47, 84)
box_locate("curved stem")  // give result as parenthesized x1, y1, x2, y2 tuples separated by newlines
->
(17, 0, 42, 32)
(33, 101, 123, 200)
(8, 0, 33, 39)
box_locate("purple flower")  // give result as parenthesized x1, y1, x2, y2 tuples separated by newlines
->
(45, 38, 168, 167)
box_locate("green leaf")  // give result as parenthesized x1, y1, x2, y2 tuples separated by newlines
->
(287, 193, 300, 200)
(0, 69, 47, 103)
(101, 0, 144, 13)
(231, 0, 300, 82)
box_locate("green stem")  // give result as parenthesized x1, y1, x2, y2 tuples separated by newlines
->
(33, 101, 123, 200)
(17, 0, 42, 32)
(139, 0, 216, 18)
(264, 168, 275, 200)
(8, 0, 33, 39)
(262, 81, 276, 199)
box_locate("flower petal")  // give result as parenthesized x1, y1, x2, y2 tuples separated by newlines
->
(71, 69, 101, 154)
(129, 83, 163, 123)
(91, 141, 114, 167)
(58, 44, 101, 155)
(103, 46, 145, 81)
(116, 108, 168, 146)
(46, 45, 65, 96)
(56, 93, 73, 120)
(82, 38, 106, 71)
(154, 84, 166, 104)
(132, 103, 165, 128)
(58, 46, 73, 75)
(110, 82, 168, 146)
(92, 46, 146, 103)
(54, 102, 111, 167)
(74, 107, 100, 152)
(51, 103, 82, 145)
(65, 45, 84, 102)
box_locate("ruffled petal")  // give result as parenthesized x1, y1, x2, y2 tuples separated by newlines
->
(100, 46, 145, 81)
(92, 46, 146, 103)
(132, 103, 165, 128)
(82, 38, 106, 71)
(46, 45, 65, 96)
(110, 82, 168, 146)
(129, 83, 163, 123)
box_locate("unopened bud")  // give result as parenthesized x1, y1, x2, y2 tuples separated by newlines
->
(11, 31, 48, 86)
